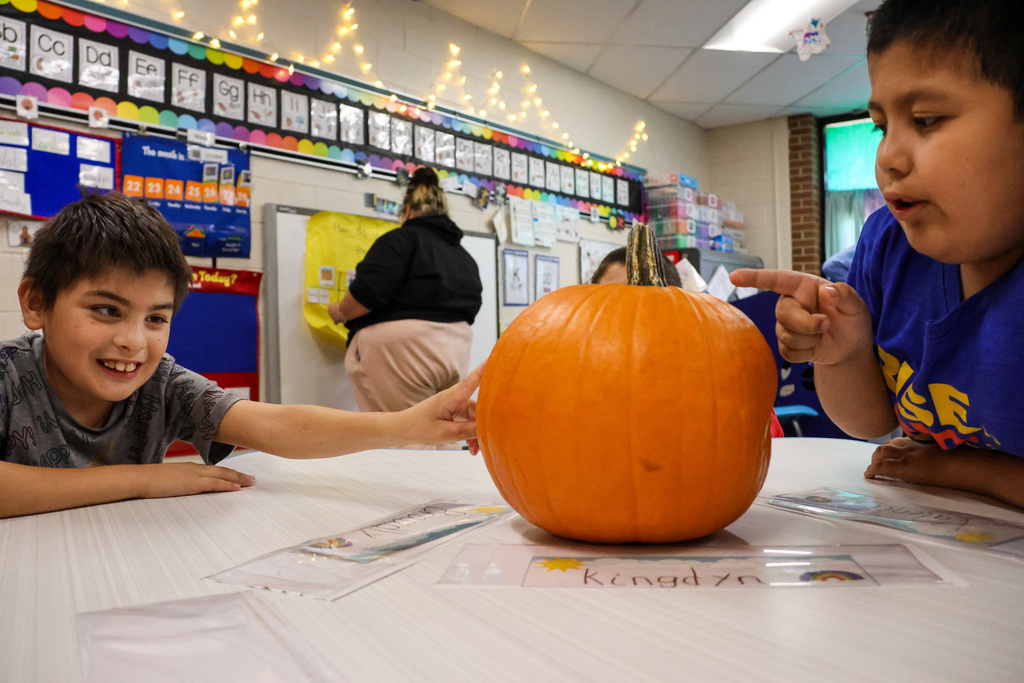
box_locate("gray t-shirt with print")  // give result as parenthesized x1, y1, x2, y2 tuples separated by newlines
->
(0, 332, 243, 467)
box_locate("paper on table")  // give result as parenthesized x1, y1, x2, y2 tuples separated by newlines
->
(76, 591, 338, 683)
(705, 265, 736, 301)
(208, 500, 514, 600)
(439, 542, 963, 589)
(763, 487, 1024, 561)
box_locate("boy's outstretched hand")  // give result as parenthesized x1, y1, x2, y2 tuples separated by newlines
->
(398, 362, 484, 453)
(729, 268, 873, 367)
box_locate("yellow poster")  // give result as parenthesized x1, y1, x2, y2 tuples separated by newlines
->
(303, 211, 397, 346)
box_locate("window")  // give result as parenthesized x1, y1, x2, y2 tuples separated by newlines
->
(821, 116, 885, 260)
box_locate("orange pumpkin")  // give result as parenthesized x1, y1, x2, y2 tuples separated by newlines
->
(477, 225, 777, 543)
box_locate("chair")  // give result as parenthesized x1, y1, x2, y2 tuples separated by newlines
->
(773, 404, 819, 438)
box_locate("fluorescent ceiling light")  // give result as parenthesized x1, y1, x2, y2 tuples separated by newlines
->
(704, 0, 862, 54)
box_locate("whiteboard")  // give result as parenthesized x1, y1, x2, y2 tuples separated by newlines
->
(263, 204, 499, 408)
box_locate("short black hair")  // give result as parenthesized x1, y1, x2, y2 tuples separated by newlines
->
(591, 246, 684, 287)
(23, 192, 193, 312)
(867, 0, 1024, 118)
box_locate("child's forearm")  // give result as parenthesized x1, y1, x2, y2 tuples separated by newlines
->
(0, 460, 253, 518)
(0, 461, 147, 518)
(932, 449, 1024, 508)
(217, 401, 410, 458)
(814, 345, 898, 439)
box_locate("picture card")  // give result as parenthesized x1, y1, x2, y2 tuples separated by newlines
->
(764, 487, 1024, 560)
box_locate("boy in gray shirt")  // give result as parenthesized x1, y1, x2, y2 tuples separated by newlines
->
(0, 192, 481, 518)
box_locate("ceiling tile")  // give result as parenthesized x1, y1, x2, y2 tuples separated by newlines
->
(651, 101, 714, 123)
(519, 41, 605, 74)
(515, 0, 636, 43)
(695, 104, 787, 130)
(649, 50, 779, 103)
(724, 53, 863, 107)
(818, 5, 872, 57)
(587, 45, 692, 99)
(793, 61, 870, 111)
(609, 0, 748, 48)
(421, 0, 528, 39)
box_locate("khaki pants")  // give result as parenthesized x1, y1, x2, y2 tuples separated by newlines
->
(344, 319, 473, 414)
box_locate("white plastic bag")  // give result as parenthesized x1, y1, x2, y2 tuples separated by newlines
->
(76, 591, 338, 682)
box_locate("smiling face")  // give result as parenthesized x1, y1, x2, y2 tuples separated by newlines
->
(20, 267, 176, 429)
(868, 40, 1024, 297)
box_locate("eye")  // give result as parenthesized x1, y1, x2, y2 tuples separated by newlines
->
(92, 305, 120, 319)
(871, 122, 887, 136)
(913, 116, 943, 129)
(146, 314, 170, 326)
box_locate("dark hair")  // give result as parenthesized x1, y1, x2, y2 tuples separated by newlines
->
(590, 246, 683, 287)
(23, 192, 193, 312)
(401, 167, 448, 218)
(867, 0, 1024, 118)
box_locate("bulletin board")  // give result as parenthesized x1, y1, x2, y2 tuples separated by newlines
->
(120, 132, 250, 258)
(301, 210, 397, 347)
(166, 266, 262, 401)
(0, 117, 118, 218)
(263, 204, 498, 410)
(164, 266, 261, 457)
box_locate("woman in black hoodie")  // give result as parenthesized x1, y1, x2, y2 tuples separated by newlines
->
(328, 167, 483, 418)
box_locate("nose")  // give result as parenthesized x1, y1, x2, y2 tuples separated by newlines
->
(875, 126, 911, 184)
(112, 320, 147, 354)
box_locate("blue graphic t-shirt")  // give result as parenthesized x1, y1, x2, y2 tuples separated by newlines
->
(0, 332, 242, 467)
(847, 207, 1024, 457)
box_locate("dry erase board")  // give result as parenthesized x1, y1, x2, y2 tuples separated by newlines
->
(263, 203, 498, 408)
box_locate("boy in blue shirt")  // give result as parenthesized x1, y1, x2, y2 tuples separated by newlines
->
(0, 192, 481, 518)
(731, 0, 1024, 507)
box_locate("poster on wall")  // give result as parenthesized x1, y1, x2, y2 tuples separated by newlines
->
(120, 132, 250, 258)
(502, 247, 530, 306)
(0, 118, 118, 218)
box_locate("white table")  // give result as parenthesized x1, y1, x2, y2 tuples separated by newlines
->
(3, 438, 1024, 682)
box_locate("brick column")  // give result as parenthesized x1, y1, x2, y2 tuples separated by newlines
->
(788, 114, 822, 274)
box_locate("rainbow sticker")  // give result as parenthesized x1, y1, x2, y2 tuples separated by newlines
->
(800, 570, 865, 582)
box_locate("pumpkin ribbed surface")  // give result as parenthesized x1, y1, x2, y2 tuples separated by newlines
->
(477, 283, 777, 543)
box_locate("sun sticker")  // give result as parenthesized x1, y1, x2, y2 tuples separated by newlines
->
(472, 505, 509, 515)
(954, 529, 997, 544)
(535, 558, 586, 572)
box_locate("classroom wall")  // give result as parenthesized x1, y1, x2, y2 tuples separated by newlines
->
(0, 0, 795, 400)
(706, 118, 792, 270)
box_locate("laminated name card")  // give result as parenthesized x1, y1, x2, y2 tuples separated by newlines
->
(208, 501, 514, 600)
(763, 487, 1024, 561)
(439, 543, 962, 589)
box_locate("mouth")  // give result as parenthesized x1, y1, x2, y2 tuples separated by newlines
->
(99, 360, 140, 374)
(883, 192, 926, 218)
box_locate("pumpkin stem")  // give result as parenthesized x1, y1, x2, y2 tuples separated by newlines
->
(626, 222, 667, 287)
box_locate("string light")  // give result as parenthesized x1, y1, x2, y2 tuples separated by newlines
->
(130, 0, 643, 164)
(616, 120, 648, 164)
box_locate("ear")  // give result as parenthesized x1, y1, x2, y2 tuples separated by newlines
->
(18, 279, 46, 331)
